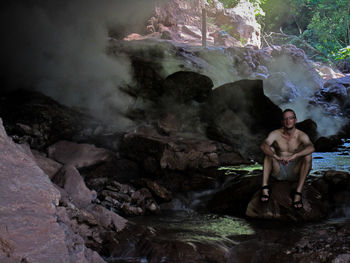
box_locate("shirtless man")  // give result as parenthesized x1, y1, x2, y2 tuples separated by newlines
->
(260, 109, 315, 209)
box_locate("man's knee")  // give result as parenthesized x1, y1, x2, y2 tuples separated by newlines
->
(302, 154, 312, 165)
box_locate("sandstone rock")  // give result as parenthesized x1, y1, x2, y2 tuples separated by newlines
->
(212, 30, 243, 47)
(121, 131, 224, 173)
(210, 0, 261, 47)
(87, 204, 127, 232)
(202, 79, 282, 159)
(157, 113, 181, 135)
(246, 181, 326, 221)
(57, 200, 128, 257)
(31, 149, 62, 179)
(0, 118, 105, 262)
(53, 165, 97, 209)
(48, 140, 112, 169)
(139, 178, 173, 202)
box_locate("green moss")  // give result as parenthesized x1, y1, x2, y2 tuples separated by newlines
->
(218, 163, 262, 175)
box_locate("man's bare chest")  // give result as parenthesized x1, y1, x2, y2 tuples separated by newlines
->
(274, 136, 301, 153)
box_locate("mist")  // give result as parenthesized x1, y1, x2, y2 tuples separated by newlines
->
(0, 0, 160, 128)
(281, 98, 344, 136)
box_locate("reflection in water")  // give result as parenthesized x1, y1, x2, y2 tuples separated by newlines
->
(131, 211, 255, 245)
(119, 140, 350, 263)
(311, 140, 350, 174)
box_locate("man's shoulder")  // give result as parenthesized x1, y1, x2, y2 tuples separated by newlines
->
(270, 128, 283, 135)
(295, 129, 308, 137)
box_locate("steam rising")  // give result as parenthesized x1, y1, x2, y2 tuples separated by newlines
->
(282, 98, 343, 136)
(0, 0, 344, 137)
(0, 0, 159, 127)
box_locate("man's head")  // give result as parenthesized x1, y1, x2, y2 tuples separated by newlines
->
(282, 109, 297, 130)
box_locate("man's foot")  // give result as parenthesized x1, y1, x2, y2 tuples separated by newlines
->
(292, 191, 303, 209)
(260, 185, 271, 202)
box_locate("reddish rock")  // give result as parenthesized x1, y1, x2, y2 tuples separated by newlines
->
(246, 181, 326, 221)
(31, 149, 62, 179)
(121, 131, 223, 173)
(139, 178, 173, 202)
(0, 118, 105, 262)
(48, 140, 112, 169)
(157, 113, 181, 135)
(53, 165, 97, 209)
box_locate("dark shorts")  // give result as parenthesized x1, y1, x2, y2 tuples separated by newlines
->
(273, 160, 298, 181)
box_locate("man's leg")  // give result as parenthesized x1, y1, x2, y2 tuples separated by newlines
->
(293, 154, 312, 207)
(261, 153, 280, 201)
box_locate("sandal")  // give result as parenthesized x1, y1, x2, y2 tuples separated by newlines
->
(291, 191, 303, 209)
(260, 185, 271, 203)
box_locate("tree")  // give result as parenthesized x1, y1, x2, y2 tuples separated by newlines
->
(260, 0, 350, 61)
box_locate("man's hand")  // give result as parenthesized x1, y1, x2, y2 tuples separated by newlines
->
(285, 154, 297, 163)
(276, 154, 297, 165)
(273, 155, 287, 165)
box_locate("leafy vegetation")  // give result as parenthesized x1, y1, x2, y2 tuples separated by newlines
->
(214, 0, 349, 62)
(259, 0, 350, 62)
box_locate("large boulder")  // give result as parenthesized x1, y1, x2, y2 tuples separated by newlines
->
(31, 149, 63, 179)
(207, 173, 261, 216)
(0, 118, 106, 263)
(145, 0, 260, 47)
(48, 140, 113, 169)
(121, 127, 245, 174)
(0, 90, 103, 149)
(202, 79, 282, 159)
(53, 165, 97, 209)
(312, 170, 350, 217)
(208, 0, 261, 47)
(246, 181, 326, 221)
(162, 71, 213, 103)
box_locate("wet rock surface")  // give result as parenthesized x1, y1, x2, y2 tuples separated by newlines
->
(1, 89, 350, 262)
(246, 181, 326, 222)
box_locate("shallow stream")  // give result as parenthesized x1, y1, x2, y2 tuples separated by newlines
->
(112, 140, 350, 263)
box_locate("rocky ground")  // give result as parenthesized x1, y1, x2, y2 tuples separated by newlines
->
(1, 0, 350, 261)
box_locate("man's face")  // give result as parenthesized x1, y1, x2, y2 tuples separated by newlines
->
(282, 111, 296, 130)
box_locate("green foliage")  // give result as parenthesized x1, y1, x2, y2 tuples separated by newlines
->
(220, 24, 233, 32)
(260, 0, 350, 62)
(334, 46, 350, 60)
(219, 0, 239, 8)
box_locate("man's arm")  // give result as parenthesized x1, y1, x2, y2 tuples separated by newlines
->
(295, 132, 315, 157)
(260, 131, 282, 161)
(287, 132, 315, 161)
